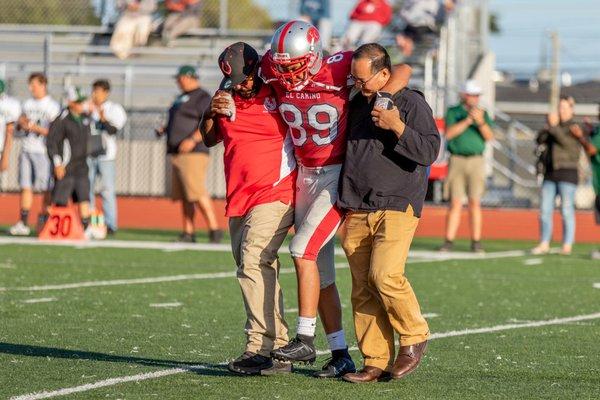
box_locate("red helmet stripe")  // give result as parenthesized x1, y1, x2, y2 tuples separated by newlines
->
(278, 20, 297, 54)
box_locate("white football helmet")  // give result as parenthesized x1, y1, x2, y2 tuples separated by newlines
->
(269, 20, 323, 90)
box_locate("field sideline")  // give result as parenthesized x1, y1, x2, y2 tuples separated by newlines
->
(1, 233, 599, 399)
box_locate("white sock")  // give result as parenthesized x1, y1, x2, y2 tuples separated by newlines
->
(326, 330, 347, 351)
(297, 316, 317, 337)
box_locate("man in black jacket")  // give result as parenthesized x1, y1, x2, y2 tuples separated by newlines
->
(338, 43, 440, 384)
(46, 87, 92, 230)
(157, 65, 221, 243)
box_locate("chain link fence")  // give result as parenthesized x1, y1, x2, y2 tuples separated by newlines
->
(0, 110, 226, 198)
(0, 0, 284, 30)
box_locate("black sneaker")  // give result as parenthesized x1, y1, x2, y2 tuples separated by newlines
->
(471, 240, 485, 253)
(107, 227, 117, 237)
(176, 232, 196, 243)
(260, 358, 292, 376)
(438, 239, 453, 252)
(209, 229, 223, 244)
(228, 351, 272, 375)
(270, 334, 316, 364)
(313, 348, 356, 378)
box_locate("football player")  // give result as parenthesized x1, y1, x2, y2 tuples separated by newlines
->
(261, 20, 411, 378)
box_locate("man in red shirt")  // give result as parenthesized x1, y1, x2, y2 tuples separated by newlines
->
(200, 42, 296, 376)
(341, 0, 393, 50)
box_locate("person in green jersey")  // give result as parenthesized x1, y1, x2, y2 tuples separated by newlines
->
(571, 111, 600, 259)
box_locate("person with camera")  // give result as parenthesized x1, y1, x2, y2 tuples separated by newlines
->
(338, 43, 440, 383)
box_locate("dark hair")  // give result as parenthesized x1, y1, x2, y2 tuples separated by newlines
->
(92, 79, 111, 92)
(28, 72, 47, 85)
(352, 43, 392, 74)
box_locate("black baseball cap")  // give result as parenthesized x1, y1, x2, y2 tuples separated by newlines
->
(218, 42, 259, 90)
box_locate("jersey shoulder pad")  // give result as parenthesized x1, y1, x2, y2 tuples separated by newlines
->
(259, 51, 277, 83)
(320, 51, 352, 87)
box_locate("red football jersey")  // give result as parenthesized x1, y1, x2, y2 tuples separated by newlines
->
(216, 84, 296, 217)
(260, 51, 354, 167)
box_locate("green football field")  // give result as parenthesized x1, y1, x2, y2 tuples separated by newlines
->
(1, 233, 599, 400)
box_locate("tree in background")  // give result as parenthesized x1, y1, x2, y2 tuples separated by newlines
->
(0, 0, 98, 25)
(200, 0, 272, 30)
(0, 0, 271, 30)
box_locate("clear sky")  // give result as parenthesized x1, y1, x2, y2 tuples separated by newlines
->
(254, 0, 600, 82)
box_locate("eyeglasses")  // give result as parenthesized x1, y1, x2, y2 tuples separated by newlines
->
(350, 69, 382, 88)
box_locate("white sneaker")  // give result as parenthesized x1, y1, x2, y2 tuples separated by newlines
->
(9, 221, 31, 236)
(83, 226, 94, 240)
(531, 244, 550, 255)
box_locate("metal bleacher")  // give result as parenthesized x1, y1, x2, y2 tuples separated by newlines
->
(0, 24, 271, 109)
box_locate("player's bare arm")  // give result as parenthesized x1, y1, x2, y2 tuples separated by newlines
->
(0, 122, 14, 172)
(445, 116, 473, 139)
(381, 63, 413, 94)
(199, 92, 230, 147)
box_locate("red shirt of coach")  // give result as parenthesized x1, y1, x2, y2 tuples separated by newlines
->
(199, 42, 297, 375)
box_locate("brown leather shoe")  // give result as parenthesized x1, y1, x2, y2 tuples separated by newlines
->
(342, 366, 390, 383)
(391, 340, 428, 380)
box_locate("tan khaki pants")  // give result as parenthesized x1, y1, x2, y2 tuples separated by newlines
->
(229, 201, 294, 357)
(342, 207, 430, 370)
(110, 14, 152, 59)
(444, 154, 486, 201)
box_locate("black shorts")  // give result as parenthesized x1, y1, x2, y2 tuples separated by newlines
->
(52, 175, 90, 206)
(595, 194, 600, 225)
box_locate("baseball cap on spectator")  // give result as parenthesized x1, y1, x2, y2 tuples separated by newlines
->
(460, 80, 482, 96)
(66, 86, 87, 103)
(0, 79, 5, 94)
(218, 42, 259, 90)
(175, 65, 199, 79)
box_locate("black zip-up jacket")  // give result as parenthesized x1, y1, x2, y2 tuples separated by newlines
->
(337, 89, 441, 217)
(47, 109, 91, 177)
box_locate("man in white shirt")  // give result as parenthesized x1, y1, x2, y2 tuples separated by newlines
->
(10, 73, 61, 236)
(0, 79, 22, 181)
(87, 79, 127, 235)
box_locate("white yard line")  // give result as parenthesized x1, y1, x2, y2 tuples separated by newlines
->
(0, 236, 526, 261)
(20, 297, 57, 304)
(594, 283, 600, 289)
(10, 311, 600, 400)
(0, 248, 529, 293)
(523, 258, 543, 266)
(149, 302, 183, 308)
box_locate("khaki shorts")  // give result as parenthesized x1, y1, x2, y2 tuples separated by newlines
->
(171, 152, 209, 202)
(444, 154, 486, 201)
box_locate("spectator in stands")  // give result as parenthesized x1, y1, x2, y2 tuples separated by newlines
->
(396, 0, 456, 57)
(570, 111, 600, 259)
(299, 0, 332, 51)
(161, 0, 202, 47)
(532, 96, 582, 256)
(110, 0, 157, 60)
(0, 79, 21, 180)
(156, 65, 222, 243)
(93, 0, 120, 27)
(46, 87, 93, 235)
(439, 80, 494, 253)
(87, 79, 127, 236)
(341, 0, 392, 51)
(10, 73, 61, 236)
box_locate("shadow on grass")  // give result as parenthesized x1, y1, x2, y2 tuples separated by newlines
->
(0, 342, 230, 377)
